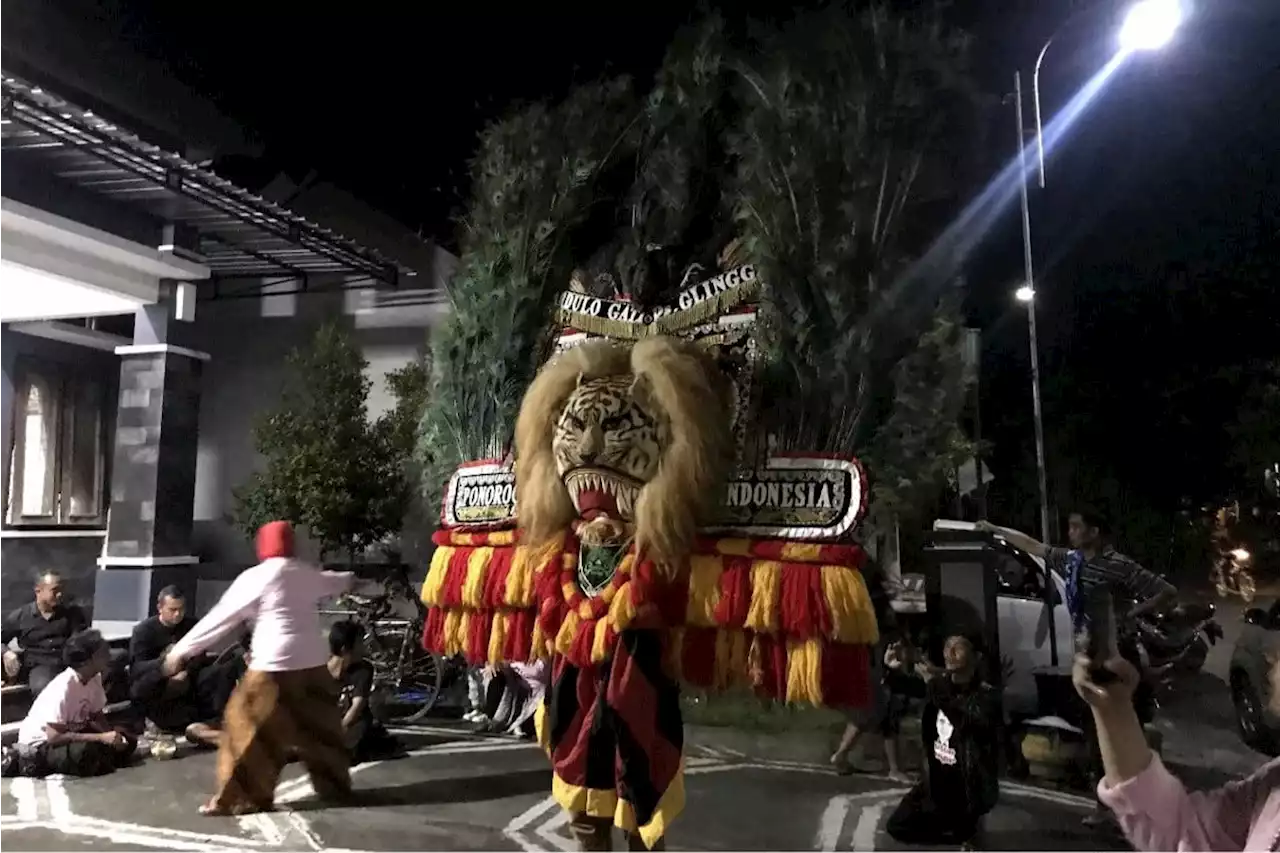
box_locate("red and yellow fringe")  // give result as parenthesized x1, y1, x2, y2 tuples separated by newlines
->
(420, 527, 878, 709)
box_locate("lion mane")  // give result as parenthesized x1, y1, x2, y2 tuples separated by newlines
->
(514, 336, 733, 575)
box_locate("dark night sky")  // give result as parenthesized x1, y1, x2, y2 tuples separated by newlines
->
(75, 0, 1280, 532)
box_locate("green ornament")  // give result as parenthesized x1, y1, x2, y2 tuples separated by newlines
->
(578, 544, 626, 598)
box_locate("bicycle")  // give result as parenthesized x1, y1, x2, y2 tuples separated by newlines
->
(321, 566, 446, 723)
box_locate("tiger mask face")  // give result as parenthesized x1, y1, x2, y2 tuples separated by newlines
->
(514, 336, 733, 573)
(553, 375, 665, 523)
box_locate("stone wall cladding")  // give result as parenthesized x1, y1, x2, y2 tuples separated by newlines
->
(1, 536, 104, 616)
(104, 351, 203, 560)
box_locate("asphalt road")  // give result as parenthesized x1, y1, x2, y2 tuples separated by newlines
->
(0, 723, 1125, 852)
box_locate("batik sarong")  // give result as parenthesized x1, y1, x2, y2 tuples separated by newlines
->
(211, 666, 350, 813)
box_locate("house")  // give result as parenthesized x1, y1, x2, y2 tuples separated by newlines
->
(1, 69, 455, 628)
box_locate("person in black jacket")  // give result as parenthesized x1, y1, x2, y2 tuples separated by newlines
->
(885, 635, 1001, 850)
(129, 587, 244, 747)
(3, 572, 91, 696)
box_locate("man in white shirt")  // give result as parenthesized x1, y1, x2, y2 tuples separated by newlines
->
(11, 629, 137, 777)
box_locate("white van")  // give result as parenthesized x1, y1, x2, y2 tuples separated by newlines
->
(923, 520, 1076, 718)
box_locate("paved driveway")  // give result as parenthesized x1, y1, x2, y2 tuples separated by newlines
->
(0, 723, 1123, 852)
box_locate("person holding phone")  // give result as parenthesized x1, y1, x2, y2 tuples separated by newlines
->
(977, 509, 1175, 827)
(1073, 651, 1279, 851)
(885, 635, 1001, 850)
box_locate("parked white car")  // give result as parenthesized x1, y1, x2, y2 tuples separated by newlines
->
(930, 520, 1076, 718)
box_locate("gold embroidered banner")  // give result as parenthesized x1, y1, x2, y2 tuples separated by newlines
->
(554, 265, 760, 339)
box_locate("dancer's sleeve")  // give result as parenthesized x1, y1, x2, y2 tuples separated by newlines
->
(171, 570, 263, 660)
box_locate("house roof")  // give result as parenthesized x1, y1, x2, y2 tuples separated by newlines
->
(1, 73, 413, 290)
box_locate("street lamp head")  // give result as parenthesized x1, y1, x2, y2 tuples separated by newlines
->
(1015, 285, 1036, 303)
(1118, 0, 1183, 53)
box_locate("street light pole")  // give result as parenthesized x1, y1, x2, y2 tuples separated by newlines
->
(1014, 71, 1054, 551)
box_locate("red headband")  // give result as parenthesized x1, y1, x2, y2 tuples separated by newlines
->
(256, 521, 295, 560)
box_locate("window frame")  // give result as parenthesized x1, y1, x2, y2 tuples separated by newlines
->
(5, 357, 111, 529)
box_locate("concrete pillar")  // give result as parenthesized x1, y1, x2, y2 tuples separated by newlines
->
(93, 298, 210, 627)
(0, 327, 15, 514)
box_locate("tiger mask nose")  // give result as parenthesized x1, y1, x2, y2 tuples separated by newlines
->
(578, 424, 604, 462)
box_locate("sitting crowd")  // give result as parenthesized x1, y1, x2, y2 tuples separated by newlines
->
(2, 570, 403, 778)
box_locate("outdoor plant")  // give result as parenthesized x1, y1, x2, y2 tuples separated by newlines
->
(234, 322, 411, 564)
(417, 2, 985, 532)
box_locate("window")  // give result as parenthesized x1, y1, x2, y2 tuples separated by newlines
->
(6, 362, 109, 526)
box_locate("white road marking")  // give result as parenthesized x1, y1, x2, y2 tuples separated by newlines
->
(850, 802, 887, 852)
(533, 806, 576, 852)
(283, 809, 326, 851)
(11, 777, 38, 821)
(45, 778, 72, 823)
(507, 793, 561, 833)
(817, 794, 850, 851)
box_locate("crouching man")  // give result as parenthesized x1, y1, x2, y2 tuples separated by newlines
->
(8, 630, 137, 777)
(129, 586, 245, 748)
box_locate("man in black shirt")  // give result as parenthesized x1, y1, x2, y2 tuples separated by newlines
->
(2, 572, 90, 696)
(326, 621, 401, 762)
(129, 586, 244, 748)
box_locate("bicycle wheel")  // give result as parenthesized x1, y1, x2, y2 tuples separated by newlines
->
(393, 648, 444, 723)
(362, 620, 442, 723)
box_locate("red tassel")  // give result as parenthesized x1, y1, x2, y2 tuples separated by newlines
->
(506, 609, 534, 661)
(778, 563, 816, 637)
(467, 610, 493, 665)
(538, 597, 564, 640)
(714, 556, 753, 628)
(681, 626, 718, 688)
(482, 546, 515, 607)
(568, 620, 596, 669)
(821, 642, 871, 710)
(650, 564, 691, 628)
(751, 540, 787, 561)
(440, 547, 472, 607)
(806, 564, 834, 639)
(422, 607, 446, 655)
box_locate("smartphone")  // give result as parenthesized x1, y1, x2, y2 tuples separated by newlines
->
(1085, 586, 1121, 685)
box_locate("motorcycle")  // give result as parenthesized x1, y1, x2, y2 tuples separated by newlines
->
(1136, 601, 1224, 690)
(1212, 548, 1257, 604)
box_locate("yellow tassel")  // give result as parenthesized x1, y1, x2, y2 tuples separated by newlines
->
(715, 538, 754, 556)
(488, 611, 508, 665)
(744, 560, 782, 633)
(607, 581, 637, 632)
(780, 543, 824, 562)
(713, 629, 748, 690)
(456, 611, 471, 659)
(531, 618, 548, 662)
(487, 530, 517, 546)
(785, 638, 823, 706)
(505, 545, 530, 607)
(590, 618, 612, 663)
(443, 610, 465, 657)
(666, 627, 685, 682)
(555, 611, 582, 656)
(421, 546, 453, 605)
(462, 548, 492, 607)
(820, 565, 880, 644)
(685, 555, 724, 627)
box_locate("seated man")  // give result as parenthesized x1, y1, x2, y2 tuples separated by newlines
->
(129, 586, 245, 748)
(326, 621, 402, 762)
(0, 568, 124, 696)
(9, 630, 137, 777)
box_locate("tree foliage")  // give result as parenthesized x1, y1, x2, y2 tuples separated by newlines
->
(418, 3, 983, 527)
(234, 323, 410, 561)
